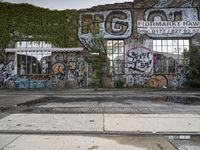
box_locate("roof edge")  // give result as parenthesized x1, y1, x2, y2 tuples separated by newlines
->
(5, 47, 84, 52)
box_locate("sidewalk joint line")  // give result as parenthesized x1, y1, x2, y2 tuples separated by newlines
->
(0, 135, 21, 150)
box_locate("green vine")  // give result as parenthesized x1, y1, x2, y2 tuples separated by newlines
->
(0, 2, 80, 52)
(183, 46, 200, 87)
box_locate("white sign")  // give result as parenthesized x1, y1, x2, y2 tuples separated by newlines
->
(137, 21, 200, 37)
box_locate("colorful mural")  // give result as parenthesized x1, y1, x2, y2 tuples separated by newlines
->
(15, 75, 52, 89)
(0, 57, 52, 89)
(0, 52, 88, 89)
(125, 73, 186, 88)
(52, 52, 88, 88)
(149, 74, 168, 88)
(153, 53, 178, 74)
(52, 63, 67, 80)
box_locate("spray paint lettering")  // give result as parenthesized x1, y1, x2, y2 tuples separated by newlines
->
(78, 10, 132, 50)
(138, 0, 200, 37)
(168, 73, 187, 88)
(125, 74, 149, 87)
(126, 47, 153, 74)
(15, 75, 52, 89)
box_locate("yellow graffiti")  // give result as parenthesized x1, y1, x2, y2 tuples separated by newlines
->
(52, 63, 65, 75)
(149, 75, 168, 88)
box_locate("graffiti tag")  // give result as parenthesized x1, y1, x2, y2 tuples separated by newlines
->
(126, 47, 153, 74)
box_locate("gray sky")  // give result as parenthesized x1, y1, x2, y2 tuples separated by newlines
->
(2, 0, 133, 10)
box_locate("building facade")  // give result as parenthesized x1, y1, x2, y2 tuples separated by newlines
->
(1, 0, 200, 88)
(79, 0, 200, 88)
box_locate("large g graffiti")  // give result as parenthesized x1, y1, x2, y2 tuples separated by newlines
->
(78, 10, 132, 50)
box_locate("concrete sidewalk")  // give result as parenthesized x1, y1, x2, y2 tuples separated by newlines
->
(0, 114, 200, 134)
(0, 134, 177, 150)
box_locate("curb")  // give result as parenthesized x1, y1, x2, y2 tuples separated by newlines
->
(0, 130, 200, 136)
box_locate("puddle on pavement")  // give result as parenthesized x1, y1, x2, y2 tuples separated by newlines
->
(1, 96, 200, 113)
(96, 136, 174, 150)
(164, 96, 200, 105)
(16, 96, 200, 106)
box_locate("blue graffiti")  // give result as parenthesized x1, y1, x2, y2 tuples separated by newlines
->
(15, 75, 52, 89)
(0, 60, 16, 88)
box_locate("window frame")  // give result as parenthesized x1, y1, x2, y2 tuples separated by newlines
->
(153, 39, 190, 74)
(107, 40, 125, 75)
(17, 50, 52, 75)
(16, 41, 53, 75)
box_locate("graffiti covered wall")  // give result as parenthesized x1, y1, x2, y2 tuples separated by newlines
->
(123, 38, 187, 88)
(52, 52, 88, 88)
(77, 0, 192, 88)
(15, 75, 52, 89)
(125, 39, 153, 87)
(1, 52, 87, 89)
(3, 0, 199, 89)
(0, 53, 53, 89)
(0, 54, 16, 88)
(122, 0, 197, 88)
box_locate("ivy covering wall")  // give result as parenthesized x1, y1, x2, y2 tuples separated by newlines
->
(0, 2, 80, 51)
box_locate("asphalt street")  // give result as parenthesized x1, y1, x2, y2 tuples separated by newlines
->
(0, 88, 200, 150)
